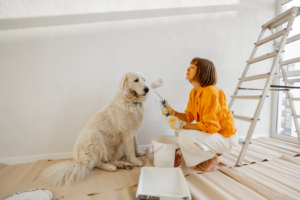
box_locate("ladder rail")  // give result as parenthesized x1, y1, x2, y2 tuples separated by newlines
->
(235, 7, 299, 166)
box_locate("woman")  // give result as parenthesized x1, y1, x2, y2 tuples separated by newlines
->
(161, 57, 238, 171)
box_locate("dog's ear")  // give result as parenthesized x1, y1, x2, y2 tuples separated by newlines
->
(119, 74, 128, 91)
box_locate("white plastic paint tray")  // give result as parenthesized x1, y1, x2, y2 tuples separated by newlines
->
(136, 167, 191, 200)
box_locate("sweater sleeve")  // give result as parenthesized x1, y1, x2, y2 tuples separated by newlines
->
(196, 89, 221, 133)
(185, 93, 194, 123)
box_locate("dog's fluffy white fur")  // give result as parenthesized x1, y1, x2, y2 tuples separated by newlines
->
(37, 71, 149, 186)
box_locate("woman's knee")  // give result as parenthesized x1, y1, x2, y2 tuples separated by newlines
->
(178, 130, 191, 139)
(178, 130, 202, 146)
(178, 130, 189, 146)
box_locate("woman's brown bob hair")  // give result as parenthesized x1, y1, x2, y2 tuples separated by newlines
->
(190, 57, 217, 87)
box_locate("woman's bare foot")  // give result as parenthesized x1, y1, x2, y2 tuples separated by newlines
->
(194, 160, 208, 171)
(194, 154, 220, 172)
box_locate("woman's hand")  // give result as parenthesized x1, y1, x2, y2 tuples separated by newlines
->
(165, 116, 186, 130)
(160, 100, 175, 116)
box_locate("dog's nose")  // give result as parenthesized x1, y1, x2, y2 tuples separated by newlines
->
(144, 87, 149, 93)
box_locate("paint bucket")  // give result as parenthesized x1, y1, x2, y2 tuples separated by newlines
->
(151, 135, 182, 168)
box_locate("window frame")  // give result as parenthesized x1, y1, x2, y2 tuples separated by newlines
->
(271, 0, 299, 143)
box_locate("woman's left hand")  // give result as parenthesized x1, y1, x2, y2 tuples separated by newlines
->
(165, 116, 186, 130)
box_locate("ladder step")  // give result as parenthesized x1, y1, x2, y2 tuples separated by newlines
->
(248, 52, 278, 64)
(256, 30, 286, 46)
(284, 78, 300, 83)
(233, 114, 260, 122)
(292, 114, 300, 118)
(274, 33, 300, 47)
(231, 95, 268, 99)
(289, 98, 300, 101)
(239, 73, 270, 82)
(262, 7, 300, 29)
(280, 57, 300, 66)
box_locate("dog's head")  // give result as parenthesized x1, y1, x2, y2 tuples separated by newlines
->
(119, 71, 149, 102)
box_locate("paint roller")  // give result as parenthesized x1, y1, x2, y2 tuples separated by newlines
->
(151, 79, 170, 117)
(151, 79, 164, 100)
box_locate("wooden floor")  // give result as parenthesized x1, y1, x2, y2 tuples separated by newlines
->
(1, 137, 300, 200)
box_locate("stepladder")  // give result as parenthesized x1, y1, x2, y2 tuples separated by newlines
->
(229, 7, 300, 167)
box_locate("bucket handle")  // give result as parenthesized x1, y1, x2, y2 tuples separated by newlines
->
(151, 145, 163, 154)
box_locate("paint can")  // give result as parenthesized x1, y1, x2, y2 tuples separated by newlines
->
(151, 135, 182, 168)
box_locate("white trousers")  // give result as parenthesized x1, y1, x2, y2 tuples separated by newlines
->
(176, 129, 239, 167)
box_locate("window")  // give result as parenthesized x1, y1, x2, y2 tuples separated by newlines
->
(271, 0, 300, 143)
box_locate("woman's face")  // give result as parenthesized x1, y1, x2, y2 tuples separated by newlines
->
(186, 63, 197, 81)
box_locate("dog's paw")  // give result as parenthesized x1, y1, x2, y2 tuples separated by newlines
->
(103, 164, 117, 172)
(123, 162, 134, 170)
(136, 150, 146, 157)
(130, 159, 144, 167)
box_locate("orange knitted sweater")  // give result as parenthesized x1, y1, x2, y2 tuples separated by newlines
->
(185, 86, 237, 138)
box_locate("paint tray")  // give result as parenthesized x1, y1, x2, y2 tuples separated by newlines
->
(136, 167, 191, 200)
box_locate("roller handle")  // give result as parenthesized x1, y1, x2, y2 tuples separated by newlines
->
(161, 99, 169, 117)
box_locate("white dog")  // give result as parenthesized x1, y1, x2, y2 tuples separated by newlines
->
(38, 71, 149, 186)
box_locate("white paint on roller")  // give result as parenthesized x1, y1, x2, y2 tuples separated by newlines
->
(151, 79, 165, 101)
(151, 79, 164, 89)
(136, 167, 191, 200)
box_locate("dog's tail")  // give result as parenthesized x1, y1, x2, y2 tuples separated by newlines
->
(37, 160, 91, 186)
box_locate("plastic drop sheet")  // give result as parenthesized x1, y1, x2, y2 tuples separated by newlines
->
(219, 156, 300, 200)
(1, 138, 300, 200)
(219, 137, 300, 167)
(0, 160, 48, 199)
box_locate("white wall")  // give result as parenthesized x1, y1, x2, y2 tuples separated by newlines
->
(0, 0, 276, 159)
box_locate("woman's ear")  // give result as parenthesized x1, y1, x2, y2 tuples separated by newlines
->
(119, 74, 128, 91)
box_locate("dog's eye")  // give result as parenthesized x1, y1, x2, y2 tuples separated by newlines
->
(134, 79, 139, 82)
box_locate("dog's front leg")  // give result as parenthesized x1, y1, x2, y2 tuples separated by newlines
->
(134, 135, 146, 157)
(121, 133, 144, 167)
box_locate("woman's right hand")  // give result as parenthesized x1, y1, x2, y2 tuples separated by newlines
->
(160, 100, 175, 116)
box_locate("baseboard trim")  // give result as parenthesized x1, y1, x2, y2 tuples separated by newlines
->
(0, 145, 152, 165)
(0, 152, 73, 165)
(138, 144, 152, 151)
(238, 134, 271, 140)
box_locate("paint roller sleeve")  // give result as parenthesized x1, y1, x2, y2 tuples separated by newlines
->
(151, 79, 163, 89)
(151, 79, 174, 116)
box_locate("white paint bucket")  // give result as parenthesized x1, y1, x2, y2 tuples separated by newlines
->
(151, 135, 182, 168)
